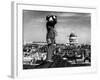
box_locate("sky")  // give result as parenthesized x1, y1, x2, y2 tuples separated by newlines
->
(23, 10, 91, 44)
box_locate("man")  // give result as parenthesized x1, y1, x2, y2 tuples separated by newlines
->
(46, 15, 57, 62)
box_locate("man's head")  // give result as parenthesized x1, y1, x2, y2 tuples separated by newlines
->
(46, 15, 57, 24)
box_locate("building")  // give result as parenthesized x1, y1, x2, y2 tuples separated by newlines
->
(69, 33, 78, 46)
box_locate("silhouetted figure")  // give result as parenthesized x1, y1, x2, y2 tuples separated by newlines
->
(46, 15, 57, 62)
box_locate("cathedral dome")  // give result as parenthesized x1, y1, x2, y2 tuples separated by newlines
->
(69, 33, 76, 37)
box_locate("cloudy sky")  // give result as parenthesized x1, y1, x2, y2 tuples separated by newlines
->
(23, 10, 91, 44)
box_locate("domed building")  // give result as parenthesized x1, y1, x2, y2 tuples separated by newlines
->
(69, 33, 78, 45)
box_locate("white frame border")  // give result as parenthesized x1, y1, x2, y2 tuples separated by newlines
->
(11, 2, 97, 78)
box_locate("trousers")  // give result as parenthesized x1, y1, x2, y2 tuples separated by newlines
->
(47, 44, 55, 61)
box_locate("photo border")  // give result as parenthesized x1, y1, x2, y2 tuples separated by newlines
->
(11, 2, 97, 78)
